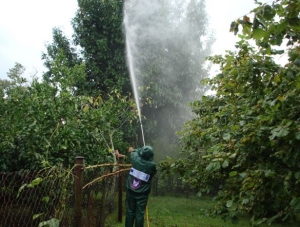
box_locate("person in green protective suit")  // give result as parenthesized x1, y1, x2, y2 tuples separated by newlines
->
(125, 145, 157, 227)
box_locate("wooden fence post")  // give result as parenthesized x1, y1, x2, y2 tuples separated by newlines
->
(118, 157, 124, 222)
(74, 156, 84, 227)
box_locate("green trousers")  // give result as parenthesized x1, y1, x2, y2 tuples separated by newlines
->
(125, 190, 149, 227)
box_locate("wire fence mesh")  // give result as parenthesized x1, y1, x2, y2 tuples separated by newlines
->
(79, 163, 130, 227)
(0, 159, 131, 227)
(0, 167, 73, 227)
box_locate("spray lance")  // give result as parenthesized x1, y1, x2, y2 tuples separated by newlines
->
(139, 114, 146, 147)
(137, 110, 149, 227)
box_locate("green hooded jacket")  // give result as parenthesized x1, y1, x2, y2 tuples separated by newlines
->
(126, 146, 157, 194)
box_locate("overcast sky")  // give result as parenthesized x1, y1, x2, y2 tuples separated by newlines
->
(0, 0, 265, 80)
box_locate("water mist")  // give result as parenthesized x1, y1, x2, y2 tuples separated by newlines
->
(123, 0, 212, 149)
(123, 10, 145, 146)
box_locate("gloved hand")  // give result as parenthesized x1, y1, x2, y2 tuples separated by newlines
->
(128, 147, 134, 152)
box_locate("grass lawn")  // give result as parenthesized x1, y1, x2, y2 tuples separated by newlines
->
(109, 195, 296, 227)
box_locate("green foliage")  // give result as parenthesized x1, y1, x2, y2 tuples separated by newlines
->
(230, 0, 300, 51)
(15, 166, 73, 227)
(0, 63, 27, 97)
(6, 63, 27, 84)
(72, 0, 131, 95)
(161, 0, 300, 225)
(41, 1, 140, 149)
(42, 1, 131, 96)
(38, 219, 59, 227)
(0, 63, 137, 171)
(42, 28, 82, 89)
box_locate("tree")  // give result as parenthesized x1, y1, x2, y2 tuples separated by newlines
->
(162, 0, 300, 225)
(0, 62, 137, 171)
(42, 28, 85, 94)
(72, 0, 131, 95)
(41, 1, 140, 158)
(42, 28, 81, 81)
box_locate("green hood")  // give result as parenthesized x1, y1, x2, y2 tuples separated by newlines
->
(138, 145, 154, 161)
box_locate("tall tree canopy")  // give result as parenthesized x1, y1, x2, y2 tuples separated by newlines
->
(162, 0, 300, 225)
(41, 0, 140, 152)
(42, 28, 81, 83)
(72, 0, 131, 95)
